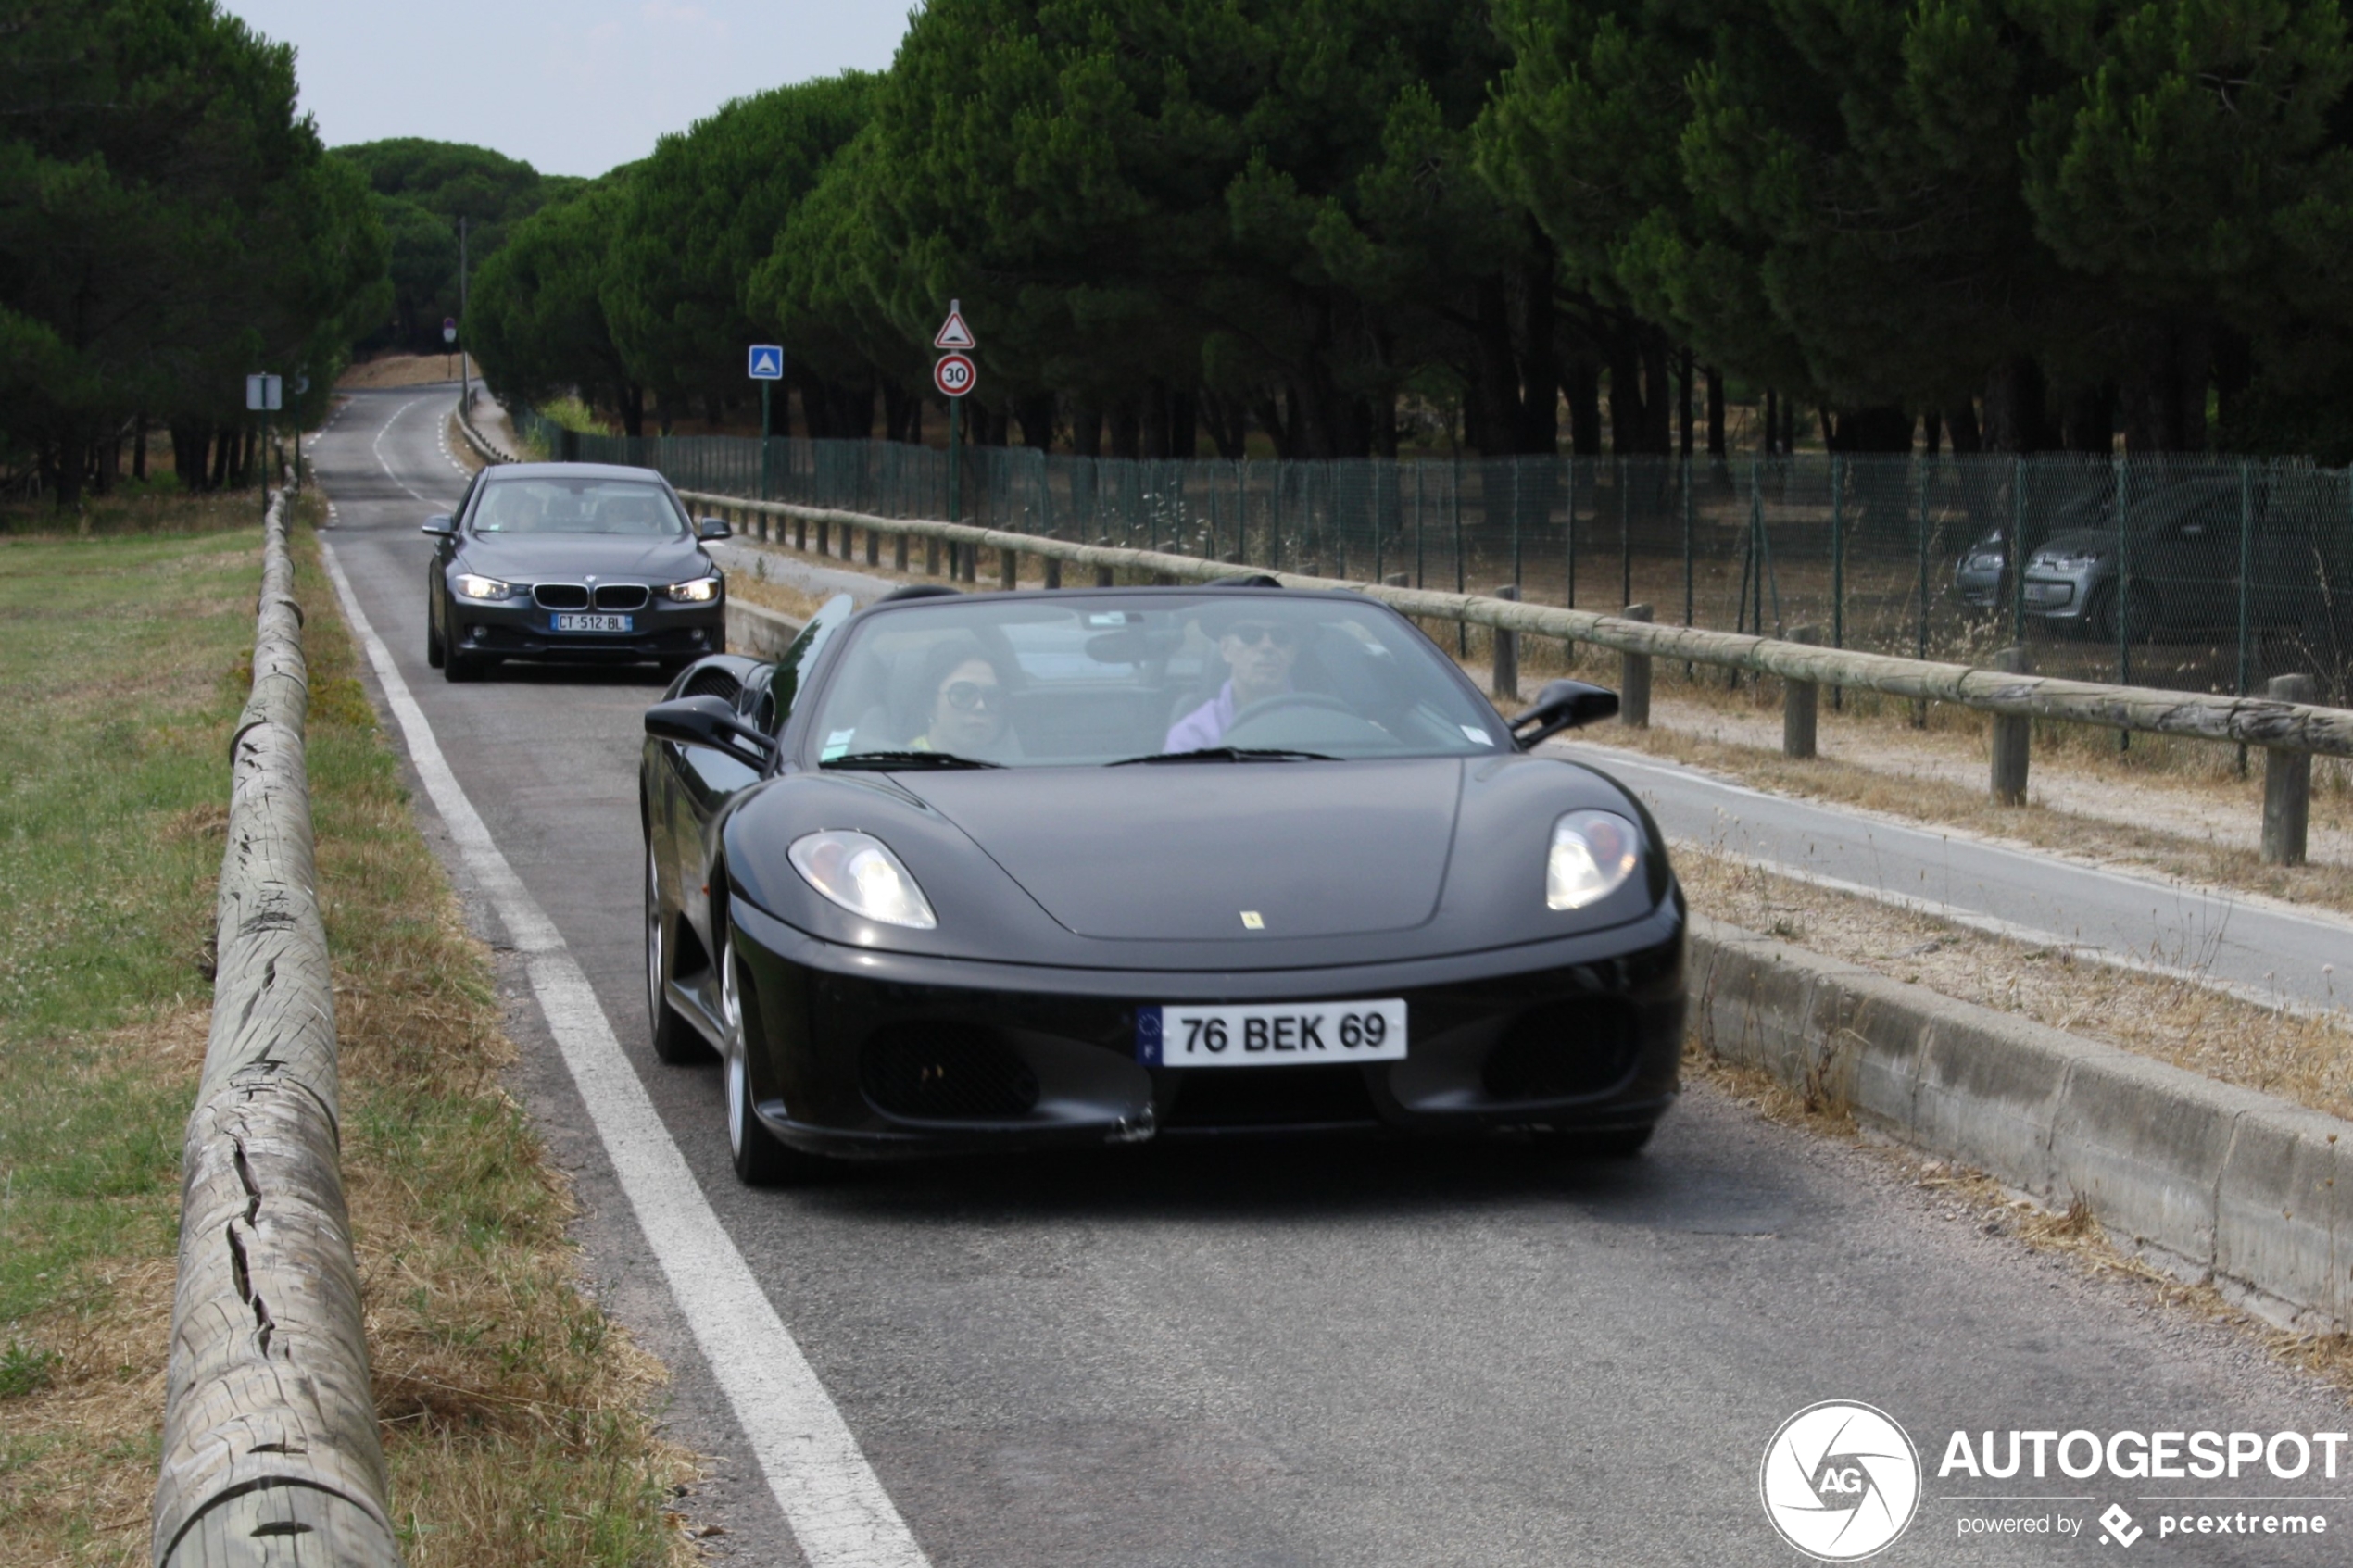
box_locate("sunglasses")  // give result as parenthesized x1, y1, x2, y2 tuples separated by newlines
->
(941, 679, 1002, 713)
(1224, 621, 1299, 648)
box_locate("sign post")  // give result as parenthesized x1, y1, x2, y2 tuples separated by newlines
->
(443, 318, 457, 380)
(749, 345, 785, 501)
(245, 374, 282, 516)
(934, 302, 976, 529)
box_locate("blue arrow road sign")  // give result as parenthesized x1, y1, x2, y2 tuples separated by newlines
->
(748, 345, 785, 380)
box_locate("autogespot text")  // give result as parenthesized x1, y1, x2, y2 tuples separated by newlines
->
(1939, 1428, 2350, 1481)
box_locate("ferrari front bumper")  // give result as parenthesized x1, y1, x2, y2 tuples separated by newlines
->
(726, 894, 1687, 1160)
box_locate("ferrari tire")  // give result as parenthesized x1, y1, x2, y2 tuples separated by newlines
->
(645, 844, 709, 1065)
(718, 932, 819, 1186)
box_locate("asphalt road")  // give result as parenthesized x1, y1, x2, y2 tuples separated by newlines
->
(309, 385, 2353, 1566)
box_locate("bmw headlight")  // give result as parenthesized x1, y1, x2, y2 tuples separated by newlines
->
(661, 575, 722, 603)
(1546, 810, 1642, 910)
(453, 572, 515, 601)
(787, 831, 937, 929)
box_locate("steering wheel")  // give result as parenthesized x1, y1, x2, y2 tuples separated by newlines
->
(1222, 691, 1395, 749)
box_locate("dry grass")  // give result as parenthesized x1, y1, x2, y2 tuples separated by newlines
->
(338, 355, 463, 391)
(1680, 845, 2353, 1119)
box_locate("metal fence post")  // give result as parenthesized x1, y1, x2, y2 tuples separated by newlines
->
(1783, 624, 1819, 759)
(2116, 455, 2132, 749)
(1095, 535, 1114, 588)
(2264, 672, 2317, 865)
(1618, 457, 1632, 610)
(2010, 455, 2027, 646)
(1915, 457, 1931, 727)
(2238, 458, 2255, 775)
(1620, 604, 1653, 728)
(1991, 646, 2031, 806)
(1830, 454, 1844, 710)
(1453, 456, 1466, 656)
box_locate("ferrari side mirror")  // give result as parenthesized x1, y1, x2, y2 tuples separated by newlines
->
(1510, 679, 1619, 749)
(697, 517, 732, 542)
(645, 695, 774, 768)
(422, 514, 454, 536)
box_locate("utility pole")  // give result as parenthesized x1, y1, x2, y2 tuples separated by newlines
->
(458, 216, 471, 408)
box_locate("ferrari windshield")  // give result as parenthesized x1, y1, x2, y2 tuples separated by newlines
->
(472, 477, 687, 537)
(805, 594, 1510, 768)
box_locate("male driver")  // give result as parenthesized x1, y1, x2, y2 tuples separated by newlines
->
(1164, 610, 1302, 750)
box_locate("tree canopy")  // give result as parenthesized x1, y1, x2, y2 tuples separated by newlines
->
(0, 0, 387, 504)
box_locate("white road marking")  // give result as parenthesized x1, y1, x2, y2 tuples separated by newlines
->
(317, 532, 930, 1568)
(371, 395, 435, 504)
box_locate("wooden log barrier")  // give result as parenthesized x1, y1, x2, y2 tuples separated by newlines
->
(1783, 625, 1819, 759)
(2266, 673, 2317, 866)
(1619, 605, 1653, 729)
(1991, 646, 2031, 806)
(154, 493, 399, 1568)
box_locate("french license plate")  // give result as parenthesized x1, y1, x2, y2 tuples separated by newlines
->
(2023, 583, 2068, 607)
(553, 612, 633, 633)
(1137, 998, 1407, 1068)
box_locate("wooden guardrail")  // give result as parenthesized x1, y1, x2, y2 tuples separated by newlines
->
(677, 488, 2348, 864)
(153, 492, 398, 1566)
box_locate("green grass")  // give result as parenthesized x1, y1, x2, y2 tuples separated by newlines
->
(0, 495, 687, 1567)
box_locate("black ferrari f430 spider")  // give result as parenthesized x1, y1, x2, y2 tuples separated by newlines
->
(640, 581, 1686, 1183)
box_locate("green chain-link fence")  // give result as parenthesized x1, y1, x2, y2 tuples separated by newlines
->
(516, 409, 2353, 702)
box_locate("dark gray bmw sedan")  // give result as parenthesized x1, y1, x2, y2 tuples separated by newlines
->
(423, 462, 731, 682)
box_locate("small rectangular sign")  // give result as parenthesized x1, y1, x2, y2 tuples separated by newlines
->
(747, 345, 785, 381)
(245, 373, 283, 411)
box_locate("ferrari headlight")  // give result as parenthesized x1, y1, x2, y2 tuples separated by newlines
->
(787, 831, 937, 929)
(453, 572, 514, 601)
(1546, 809, 1642, 910)
(661, 575, 722, 603)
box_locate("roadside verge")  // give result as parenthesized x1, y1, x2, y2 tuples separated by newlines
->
(1692, 915, 2353, 1332)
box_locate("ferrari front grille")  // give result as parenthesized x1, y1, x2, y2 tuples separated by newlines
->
(1481, 997, 1639, 1101)
(532, 583, 590, 610)
(859, 1025, 1039, 1121)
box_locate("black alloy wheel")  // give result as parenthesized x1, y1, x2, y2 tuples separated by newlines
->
(425, 589, 446, 669)
(645, 841, 709, 1065)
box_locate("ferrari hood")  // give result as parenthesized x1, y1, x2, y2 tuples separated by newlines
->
(901, 759, 1462, 941)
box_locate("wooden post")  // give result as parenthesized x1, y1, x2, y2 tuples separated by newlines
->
(894, 530, 909, 571)
(1491, 583, 1520, 699)
(1045, 556, 1063, 590)
(2265, 672, 2317, 866)
(1783, 624, 1819, 759)
(1000, 546, 1017, 591)
(1096, 535, 1115, 588)
(1991, 646, 2031, 806)
(794, 515, 808, 551)
(961, 540, 979, 583)
(866, 526, 879, 567)
(925, 536, 940, 575)
(1620, 604, 1653, 728)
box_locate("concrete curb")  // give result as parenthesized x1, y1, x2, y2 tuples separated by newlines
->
(1690, 914, 2353, 1331)
(724, 598, 803, 659)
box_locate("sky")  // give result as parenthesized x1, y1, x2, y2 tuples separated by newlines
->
(220, 2, 914, 178)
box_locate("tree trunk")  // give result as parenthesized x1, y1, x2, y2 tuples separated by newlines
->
(1073, 402, 1103, 458)
(133, 415, 148, 482)
(1607, 327, 1646, 455)
(53, 431, 85, 510)
(1110, 398, 1140, 459)
(1981, 358, 2045, 453)
(1944, 400, 1983, 453)
(1679, 348, 1695, 458)
(2214, 329, 2252, 447)
(1016, 392, 1058, 450)
(2058, 383, 2116, 455)
(1140, 383, 1169, 459)
(1829, 406, 1914, 453)
(1764, 389, 1779, 456)
(1922, 411, 1942, 456)
(1705, 367, 1726, 457)
(1640, 327, 1673, 452)
(1564, 358, 1603, 457)
(1200, 393, 1247, 459)
(1167, 388, 1198, 459)
(620, 384, 646, 438)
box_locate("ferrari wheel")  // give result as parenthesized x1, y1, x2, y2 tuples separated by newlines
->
(717, 927, 816, 1186)
(644, 842, 708, 1065)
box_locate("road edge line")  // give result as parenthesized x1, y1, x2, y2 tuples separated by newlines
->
(315, 535, 930, 1568)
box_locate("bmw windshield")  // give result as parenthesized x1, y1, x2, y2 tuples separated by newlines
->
(804, 595, 1512, 768)
(472, 477, 689, 537)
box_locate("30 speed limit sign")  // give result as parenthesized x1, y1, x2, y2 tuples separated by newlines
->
(933, 352, 976, 398)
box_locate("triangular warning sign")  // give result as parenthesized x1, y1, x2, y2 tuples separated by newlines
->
(934, 304, 976, 351)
